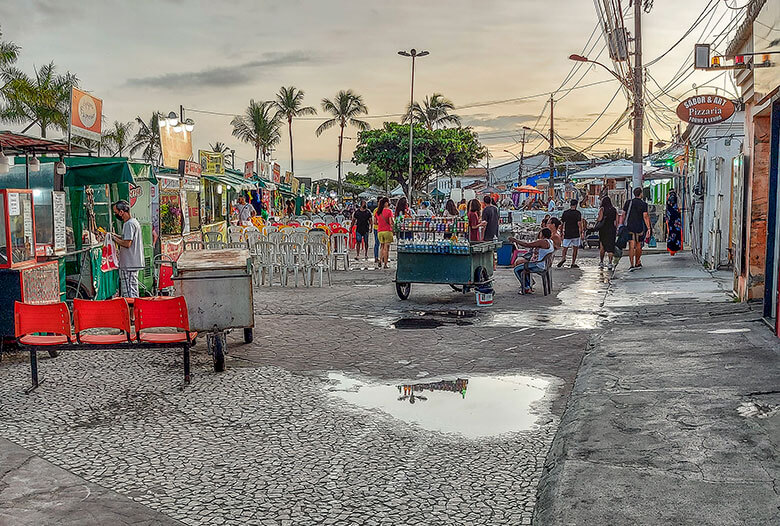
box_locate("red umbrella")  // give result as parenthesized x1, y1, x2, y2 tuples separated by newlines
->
(515, 185, 543, 194)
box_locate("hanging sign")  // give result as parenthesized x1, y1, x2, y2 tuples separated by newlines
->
(272, 163, 281, 183)
(198, 150, 225, 175)
(178, 159, 201, 177)
(8, 192, 20, 216)
(70, 87, 103, 141)
(244, 161, 254, 179)
(53, 191, 66, 254)
(676, 95, 736, 125)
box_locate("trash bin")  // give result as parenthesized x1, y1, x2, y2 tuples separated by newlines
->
(497, 242, 514, 266)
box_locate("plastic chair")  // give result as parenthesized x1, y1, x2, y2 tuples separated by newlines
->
(153, 254, 176, 296)
(306, 230, 328, 246)
(184, 240, 204, 251)
(14, 301, 73, 346)
(323, 215, 335, 223)
(253, 241, 277, 287)
(268, 231, 286, 248)
(134, 297, 197, 344)
(520, 252, 555, 296)
(301, 220, 313, 228)
(226, 241, 247, 249)
(278, 242, 306, 287)
(305, 242, 331, 287)
(289, 232, 307, 246)
(228, 225, 244, 243)
(330, 232, 350, 271)
(73, 298, 133, 344)
(294, 226, 309, 233)
(205, 241, 226, 250)
(203, 231, 223, 244)
(263, 225, 279, 235)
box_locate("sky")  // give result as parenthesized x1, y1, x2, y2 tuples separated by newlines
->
(0, 0, 742, 180)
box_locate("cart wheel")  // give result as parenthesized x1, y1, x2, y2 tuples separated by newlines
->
(48, 350, 59, 358)
(211, 335, 225, 373)
(396, 282, 411, 300)
(474, 266, 489, 284)
(243, 327, 254, 344)
(449, 284, 463, 293)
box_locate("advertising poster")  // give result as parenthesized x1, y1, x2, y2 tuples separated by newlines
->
(199, 150, 225, 175)
(70, 87, 103, 141)
(160, 124, 193, 169)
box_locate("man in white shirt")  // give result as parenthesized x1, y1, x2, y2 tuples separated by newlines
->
(236, 195, 255, 226)
(548, 197, 555, 212)
(111, 200, 144, 298)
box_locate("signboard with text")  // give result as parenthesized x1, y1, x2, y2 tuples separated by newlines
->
(676, 95, 736, 125)
(178, 159, 201, 177)
(272, 163, 281, 183)
(199, 150, 225, 175)
(244, 160, 254, 179)
(70, 87, 103, 141)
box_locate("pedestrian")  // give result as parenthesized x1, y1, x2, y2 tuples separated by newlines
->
(620, 187, 652, 271)
(376, 197, 394, 269)
(665, 190, 682, 256)
(548, 196, 555, 212)
(458, 199, 468, 216)
(372, 203, 380, 263)
(353, 200, 372, 260)
(236, 195, 255, 226)
(111, 200, 144, 298)
(443, 199, 459, 218)
(557, 199, 584, 269)
(468, 199, 487, 242)
(596, 196, 618, 270)
(481, 195, 499, 241)
(509, 228, 555, 294)
(417, 201, 433, 218)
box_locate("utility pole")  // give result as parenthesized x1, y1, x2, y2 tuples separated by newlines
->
(548, 94, 555, 200)
(398, 48, 429, 205)
(632, 0, 643, 191)
(519, 129, 526, 183)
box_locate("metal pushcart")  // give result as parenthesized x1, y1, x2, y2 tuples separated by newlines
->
(173, 248, 254, 372)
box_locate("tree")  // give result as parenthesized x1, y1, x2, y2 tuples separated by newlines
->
(273, 86, 316, 177)
(402, 93, 461, 130)
(130, 112, 162, 165)
(0, 28, 19, 70)
(316, 90, 369, 196)
(103, 120, 134, 157)
(345, 164, 388, 190)
(209, 141, 233, 167)
(0, 61, 77, 138)
(352, 122, 485, 196)
(231, 100, 281, 176)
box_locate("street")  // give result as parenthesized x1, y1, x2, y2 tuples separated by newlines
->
(2, 250, 776, 525)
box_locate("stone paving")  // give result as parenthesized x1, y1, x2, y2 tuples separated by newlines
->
(0, 253, 608, 525)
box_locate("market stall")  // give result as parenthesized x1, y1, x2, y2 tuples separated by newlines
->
(158, 164, 203, 260)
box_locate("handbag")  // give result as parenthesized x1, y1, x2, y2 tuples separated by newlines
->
(101, 235, 119, 272)
(615, 199, 634, 250)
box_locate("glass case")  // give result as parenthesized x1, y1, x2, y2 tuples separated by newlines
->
(0, 189, 37, 268)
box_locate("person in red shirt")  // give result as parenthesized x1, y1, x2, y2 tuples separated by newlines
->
(375, 197, 395, 269)
(467, 199, 486, 242)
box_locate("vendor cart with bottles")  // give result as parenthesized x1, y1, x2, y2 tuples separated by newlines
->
(393, 216, 500, 300)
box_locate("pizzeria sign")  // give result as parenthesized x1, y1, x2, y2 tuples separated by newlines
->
(676, 95, 736, 125)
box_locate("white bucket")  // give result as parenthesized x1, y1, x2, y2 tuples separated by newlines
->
(475, 291, 493, 306)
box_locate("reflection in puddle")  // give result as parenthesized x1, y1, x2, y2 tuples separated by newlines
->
(391, 310, 477, 329)
(327, 373, 552, 438)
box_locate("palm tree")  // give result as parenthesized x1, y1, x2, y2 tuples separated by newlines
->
(403, 93, 461, 130)
(130, 112, 162, 165)
(0, 29, 19, 70)
(209, 141, 233, 168)
(231, 100, 281, 176)
(103, 120, 134, 157)
(0, 61, 78, 137)
(316, 90, 369, 196)
(273, 86, 316, 176)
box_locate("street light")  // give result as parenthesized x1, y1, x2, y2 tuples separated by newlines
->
(398, 48, 429, 205)
(568, 54, 631, 89)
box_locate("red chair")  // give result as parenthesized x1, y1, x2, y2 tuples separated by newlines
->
(134, 297, 197, 344)
(14, 301, 73, 346)
(73, 298, 133, 344)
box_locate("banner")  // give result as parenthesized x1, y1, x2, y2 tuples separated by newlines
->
(244, 161, 254, 179)
(284, 170, 293, 184)
(258, 160, 271, 179)
(272, 162, 281, 183)
(199, 150, 225, 175)
(160, 124, 193, 170)
(70, 87, 102, 141)
(291, 177, 299, 195)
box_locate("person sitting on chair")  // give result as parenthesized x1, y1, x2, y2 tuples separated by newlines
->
(509, 227, 555, 294)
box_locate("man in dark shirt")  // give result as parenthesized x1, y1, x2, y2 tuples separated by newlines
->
(481, 196, 499, 241)
(352, 200, 373, 260)
(557, 199, 584, 268)
(620, 187, 651, 271)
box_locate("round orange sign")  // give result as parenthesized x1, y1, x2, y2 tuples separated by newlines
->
(676, 95, 736, 125)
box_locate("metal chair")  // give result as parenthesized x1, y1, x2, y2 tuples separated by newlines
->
(330, 232, 350, 271)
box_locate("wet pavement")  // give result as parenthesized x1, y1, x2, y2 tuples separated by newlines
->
(0, 250, 608, 525)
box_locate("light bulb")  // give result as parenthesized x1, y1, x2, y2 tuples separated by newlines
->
(173, 125, 183, 133)
(0, 151, 11, 166)
(29, 156, 40, 172)
(184, 119, 194, 132)
(55, 161, 66, 175)
(167, 111, 179, 126)
(217, 185, 223, 194)
(0, 163, 8, 175)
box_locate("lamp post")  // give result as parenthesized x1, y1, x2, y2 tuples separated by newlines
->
(569, 53, 641, 190)
(398, 48, 429, 205)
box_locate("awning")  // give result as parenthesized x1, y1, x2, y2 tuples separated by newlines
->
(0, 130, 91, 154)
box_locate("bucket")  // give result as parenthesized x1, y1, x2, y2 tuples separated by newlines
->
(476, 291, 494, 306)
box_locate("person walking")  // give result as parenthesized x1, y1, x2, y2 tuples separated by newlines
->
(375, 197, 394, 269)
(481, 195, 499, 241)
(236, 195, 255, 226)
(111, 200, 144, 298)
(665, 190, 682, 256)
(372, 204, 380, 263)
(596, 196, 618, 270)
(620, 187, 652, 270)
(353, 200, 373, 260)
(557, 199, 584, 268)
(467, 199, 487, 241)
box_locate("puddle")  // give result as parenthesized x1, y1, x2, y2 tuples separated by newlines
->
(391, 310, 478, 329)
(326, 373, 553, 438)
(708, 328, 751, 334)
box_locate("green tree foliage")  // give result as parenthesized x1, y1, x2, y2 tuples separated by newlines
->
(103, 120, 134, 156)
(209, 141, 233, 167)
(352, 122, 486, 196)
(345, 164, 387, 189)
(130, 112, 163, 165)
(231, 99, 281, 171)
(402, 93, 461, 130)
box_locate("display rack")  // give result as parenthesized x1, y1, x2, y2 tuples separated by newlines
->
(395, 216, 471, 254)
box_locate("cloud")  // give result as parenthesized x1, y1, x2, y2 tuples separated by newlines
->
(126, 51, 314, 88)
(461, 113, 537, 133)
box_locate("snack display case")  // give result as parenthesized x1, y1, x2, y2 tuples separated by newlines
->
(0, 189, 61, 348)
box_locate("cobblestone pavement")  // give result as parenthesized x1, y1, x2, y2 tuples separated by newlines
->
(0, 252, 608, 525)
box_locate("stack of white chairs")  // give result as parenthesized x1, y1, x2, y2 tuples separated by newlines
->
(228, 225, 244, 243)
(253, 241, 277, 287)
(278, 242, 306, 287)
(330, 232, 350, 271)
(305, 240, 331, 287)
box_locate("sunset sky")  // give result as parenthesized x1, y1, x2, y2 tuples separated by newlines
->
(1, 0, 740, 179)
